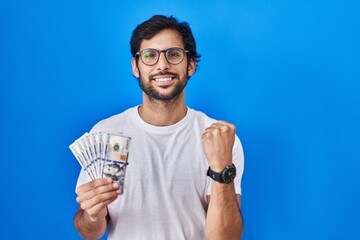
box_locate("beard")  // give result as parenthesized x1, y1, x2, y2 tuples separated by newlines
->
(138, 71, 189, 102)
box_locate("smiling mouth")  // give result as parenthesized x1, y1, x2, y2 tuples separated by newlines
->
(154, 77, 174, 82)
(151, 75, 177, 87)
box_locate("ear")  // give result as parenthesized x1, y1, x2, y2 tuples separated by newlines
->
(187, 58, 196, 77)
(131, 57, 140, 78)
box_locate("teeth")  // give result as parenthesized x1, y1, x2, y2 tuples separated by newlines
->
(155, 78, 172, 82)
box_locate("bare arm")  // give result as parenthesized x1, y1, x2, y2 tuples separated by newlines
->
(74, 207, 108, 240)
(206, 190, 243, 239)
(74, 178, 120, 240)
(202, 121, 243, 240)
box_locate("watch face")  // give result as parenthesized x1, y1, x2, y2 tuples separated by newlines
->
(222, 166, 236, 183)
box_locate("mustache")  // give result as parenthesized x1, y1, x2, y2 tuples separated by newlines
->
(149, 71, 179, 79)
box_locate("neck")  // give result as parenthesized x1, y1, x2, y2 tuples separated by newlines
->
(138, 92, 187, 126)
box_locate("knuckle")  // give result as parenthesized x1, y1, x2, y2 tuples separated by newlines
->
(212, 128, 220, 135)
(94, 187, 101, 196)
(89, 180, 97, 188)
(202, 131, 209, 138)
(224, 123, 235, 132)
(76, 185, 84, 193)
(94, 194, 104, 203)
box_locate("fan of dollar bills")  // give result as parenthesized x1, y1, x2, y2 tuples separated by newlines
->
(69, 132, 131, 189)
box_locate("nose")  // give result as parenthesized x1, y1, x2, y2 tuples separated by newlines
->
(156, 52, 170, 71)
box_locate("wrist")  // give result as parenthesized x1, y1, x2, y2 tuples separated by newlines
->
(84, 210, 107, 223)
(208, 160, 232, 172)
(209, 165, 229, 172)
(207, 163, 236, 184)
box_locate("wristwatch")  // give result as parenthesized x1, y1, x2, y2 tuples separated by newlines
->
(207, 164, 236, 184)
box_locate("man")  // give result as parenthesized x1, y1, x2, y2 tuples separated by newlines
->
(74, 15, 244, 240)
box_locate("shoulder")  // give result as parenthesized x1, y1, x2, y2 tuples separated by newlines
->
(188, 107, 218, 126)
(90, 106, 138, 132)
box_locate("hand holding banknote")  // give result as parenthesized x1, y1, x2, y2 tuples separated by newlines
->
(76, 177, 120, 222)
(70, 132, 131, 221)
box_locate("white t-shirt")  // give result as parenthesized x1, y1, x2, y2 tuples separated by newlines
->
(76, 106, 244, 240)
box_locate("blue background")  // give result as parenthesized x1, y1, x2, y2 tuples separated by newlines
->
(1, 0, 359, 239)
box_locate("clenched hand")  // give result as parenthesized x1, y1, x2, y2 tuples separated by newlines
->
(202, 120, 236, 172)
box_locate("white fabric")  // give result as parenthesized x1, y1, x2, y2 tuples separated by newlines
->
(76, 106, 244, 240)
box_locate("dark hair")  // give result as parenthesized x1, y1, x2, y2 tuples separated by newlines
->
(130, 15, 201, 65)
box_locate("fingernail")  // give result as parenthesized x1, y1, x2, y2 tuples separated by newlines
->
(112, 182, 119, 188)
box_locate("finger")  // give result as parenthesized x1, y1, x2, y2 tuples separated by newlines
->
(207, 121, 236, 133)
(217, 120, 236, 131)
(204, 122, 227, 131)
(204, 123, 220, 133)
(77, 177, 113, 194)
(86, 196, 118, 218)
(203, 124, 224, 135)
(76, 181, 120, 204)
(79, 190, 121, 211)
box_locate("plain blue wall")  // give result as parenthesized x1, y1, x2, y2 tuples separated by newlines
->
(1, 0, 359, 239)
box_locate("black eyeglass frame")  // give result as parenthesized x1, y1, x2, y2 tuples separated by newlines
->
(135, 47, 190, 66)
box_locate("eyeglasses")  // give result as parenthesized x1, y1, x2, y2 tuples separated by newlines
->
(135, 47, 189, 66)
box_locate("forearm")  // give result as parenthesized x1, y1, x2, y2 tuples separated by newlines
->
(74, 208, 108, 240)
(205, 183, 243, 240)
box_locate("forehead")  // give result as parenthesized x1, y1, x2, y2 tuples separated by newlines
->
(140, 29, 184, 51)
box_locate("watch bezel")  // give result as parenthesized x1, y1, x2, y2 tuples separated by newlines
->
(221, 164, 237, 183)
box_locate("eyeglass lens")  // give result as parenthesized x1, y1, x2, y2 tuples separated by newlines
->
(140, 48, 185, 65)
